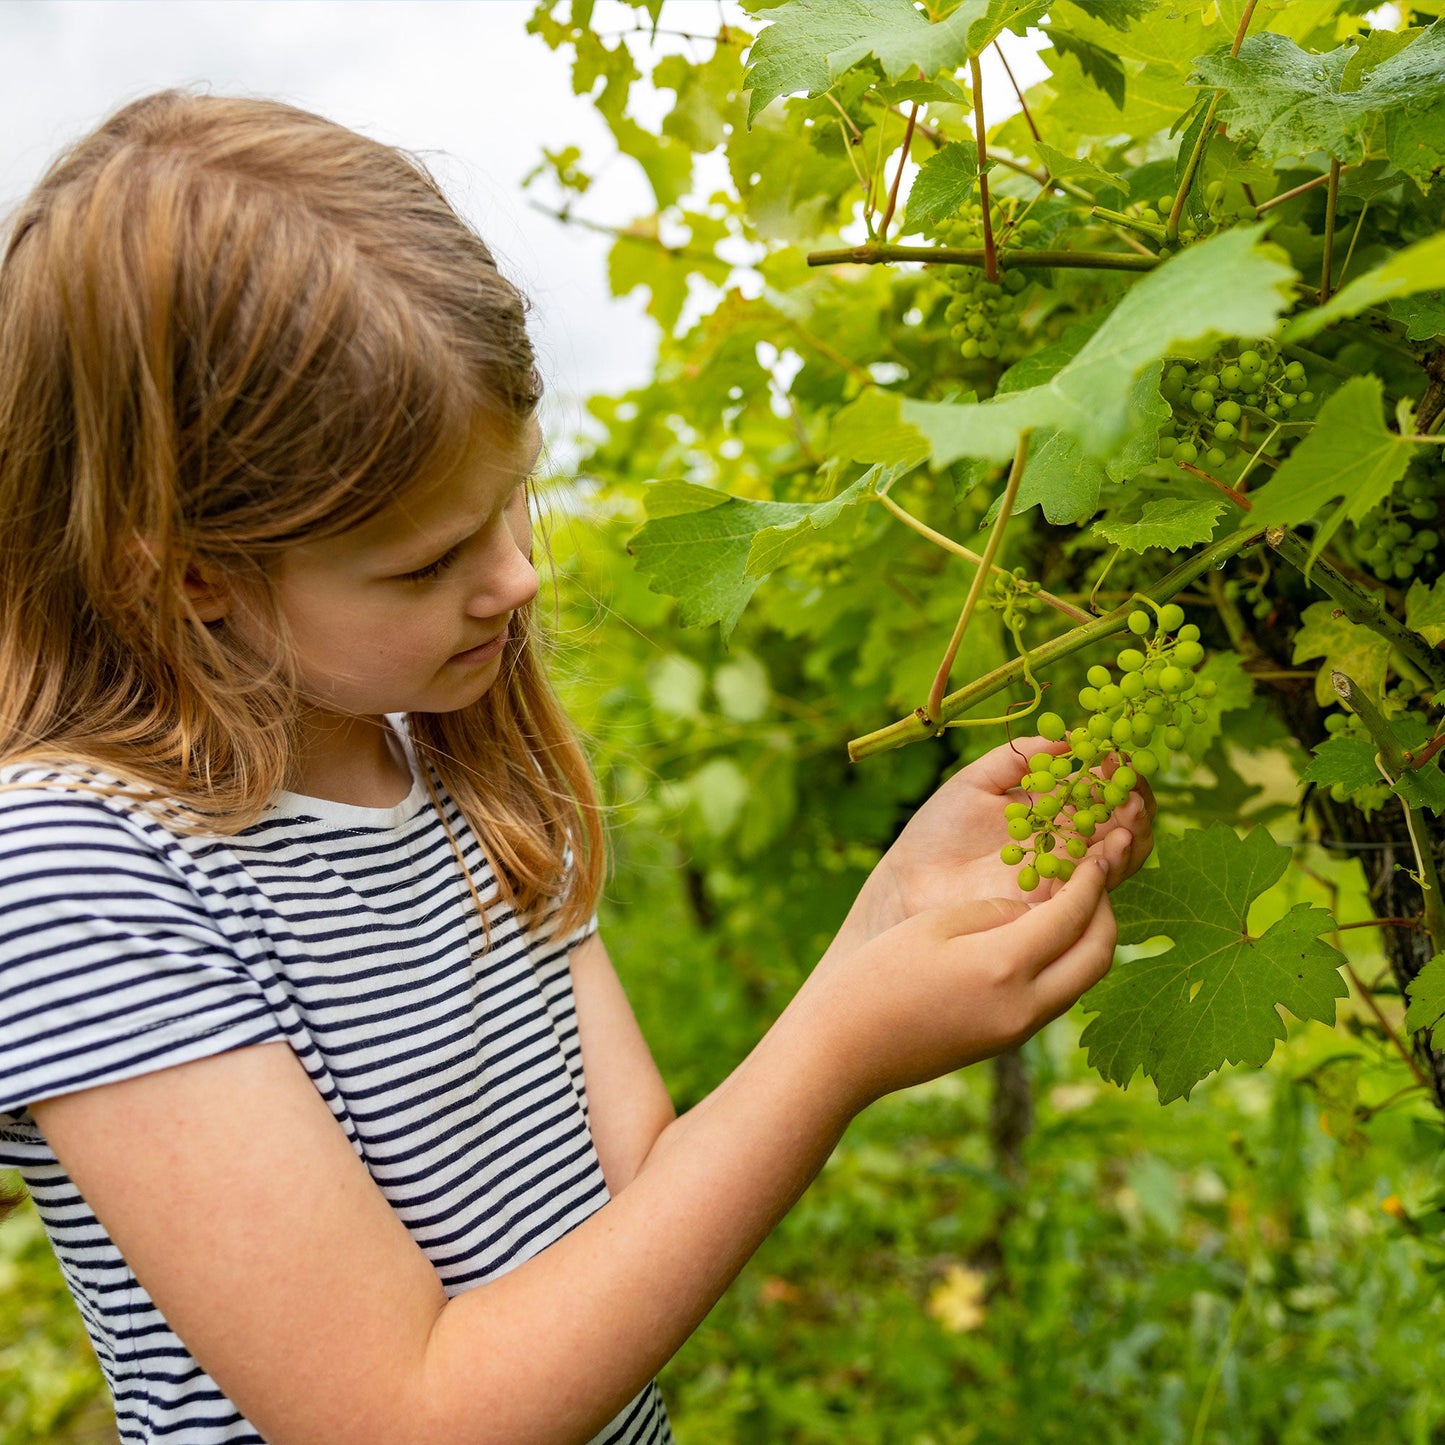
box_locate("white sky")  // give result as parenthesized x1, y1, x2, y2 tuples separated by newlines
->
(0, 0, 1044, 450)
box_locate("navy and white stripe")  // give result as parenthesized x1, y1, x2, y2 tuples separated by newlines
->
(0, 721, 672, 1445)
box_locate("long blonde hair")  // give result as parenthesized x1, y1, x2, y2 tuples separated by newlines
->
(0, 90, 603, 932)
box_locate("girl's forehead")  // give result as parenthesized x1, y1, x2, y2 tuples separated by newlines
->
(343, 415, 544, 554)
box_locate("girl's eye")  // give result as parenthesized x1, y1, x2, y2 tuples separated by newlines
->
(402, 544, 463, 583)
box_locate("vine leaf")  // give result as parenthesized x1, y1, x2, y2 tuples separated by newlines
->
(627, 471, 880, 639)
(1388, 291, 1445, 342)
(1284, 233, 1445, 342)
(1405, 953, 1445, 1035)
(1293, 599, 1392, 708)
(1301, 735, 1385, 793)
(1249, 377, 1421, 562)
(1191, 22, 1445, 187)
(743, 0, 1049, 124)
(1094, 498, 1226, 553)
(901, 226, 1295, 469)
(903, 143, 989, 234)
(1033, 140, 1127, 193)
(1079, 824, 1346, 1104)
(1407, 577, 1445, 646)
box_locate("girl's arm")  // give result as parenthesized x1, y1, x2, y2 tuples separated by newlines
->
(567, 931, 675, 1193)
(31, 861, 1116, 1445)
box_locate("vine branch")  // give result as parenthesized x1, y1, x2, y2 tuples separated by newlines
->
(969, 55, 1000, 283)
(925, 430, 1032, 728)
(806, 243, 1158, 272)
(850, 526, 1262, 758)
(1267, 528, 1445, 690)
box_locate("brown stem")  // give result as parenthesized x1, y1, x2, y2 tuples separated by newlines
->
(1320, 157, 1342, 303)
(1335, 917, 1424, 932)
(969, 56, 1000, 284)
(1255, 170, 1336, 215)
(1176, 460, 1252, 510)
(993, 40, 1041, 144)
(877, 102, 919, 244)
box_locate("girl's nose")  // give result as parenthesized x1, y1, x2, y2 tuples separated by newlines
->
(469, 533, 538, 618)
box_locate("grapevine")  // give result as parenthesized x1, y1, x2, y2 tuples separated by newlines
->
(933, 203, 1031, 363)
(999, 606, 1219, 890)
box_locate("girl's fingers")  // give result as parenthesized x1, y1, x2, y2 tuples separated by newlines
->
(996, 858, 1110, 979)
(965, 736, 1066, 796)
(1028, 888, 1119, 1019)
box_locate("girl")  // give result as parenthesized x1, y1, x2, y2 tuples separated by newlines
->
(0, 92, 1151, 1445)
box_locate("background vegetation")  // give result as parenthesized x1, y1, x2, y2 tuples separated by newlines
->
(6, 1, 1445, 1440)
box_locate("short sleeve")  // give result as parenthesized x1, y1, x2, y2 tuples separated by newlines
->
(0, 786, 285, 1143)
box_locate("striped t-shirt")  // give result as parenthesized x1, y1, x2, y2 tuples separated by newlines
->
(0, 724, 673, 1445)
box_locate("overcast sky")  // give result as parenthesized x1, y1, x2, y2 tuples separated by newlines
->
(0, 0, 1044, 450)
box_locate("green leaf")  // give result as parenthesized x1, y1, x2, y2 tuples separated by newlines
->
(743, 0, 1048, 124)
(1301, 735, 1383, 793)
(1284, 234, 1445, 342)
(1292, 599, 1393, 708)
(1388, 291, 1445, 341)
(1034, 141, 1127, 194)
(1249, 378, 1421, 559)
(1046, 28, 1126, 110)
(902, 143, 987, 234)
(1405, 953, 1445, 1034)
(1080, 824, 1346, 1103)
(902, 227, 1295, 465)
(627, 472, 881, 640)
(1407, 577, 1445, 647)
(1094, 498, 1226, 553)
(1192, 22, 1445, 186)
(827, 390, 933, 469)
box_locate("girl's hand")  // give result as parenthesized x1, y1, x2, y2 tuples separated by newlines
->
(799, 859, 1117, 1109)
(828, 735, 1153, 959)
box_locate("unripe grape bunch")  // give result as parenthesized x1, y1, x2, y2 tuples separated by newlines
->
(1000, 604, 1219, 891)
(933, 204, 1031, 363)
(1157, 341, 1312, 470)
(1349, 457, 1444, 585)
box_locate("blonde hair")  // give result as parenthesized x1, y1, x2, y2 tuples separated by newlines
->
(0, 89, 603, 933)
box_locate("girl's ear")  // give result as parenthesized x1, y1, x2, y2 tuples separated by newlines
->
(181, 560, 231, 623)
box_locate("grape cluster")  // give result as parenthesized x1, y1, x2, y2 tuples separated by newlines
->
(934, 205, 1030, 362)
(1350, 460, 1444, 585)
(985, 567, 1045, 627)
(1157, 342, 1313, 469)
(1000, 604, 1218, 890)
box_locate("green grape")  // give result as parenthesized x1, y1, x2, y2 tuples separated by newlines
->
(1131, 748, 1160, 776)
(1056, 859, 1076, 883)
(1000, 843, 1025, 865)
(1007, 816, 1032, 841)
(1117, 648, 1146, 672)
(1066, 837, 1089, 860)
(1128, 610, 1151, 634)
(1036, 854, 1060, 879)
(1164, 725, 1186, 750)
(1004, 801, 1029, 819)
(1157, 603, 1185, 632)
(1037, 711, 1067, 741)
(1087, 665, 1112, 689)
(1114, 765, 1137, 789)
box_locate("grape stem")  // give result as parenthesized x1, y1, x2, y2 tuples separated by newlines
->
(969, 55, 1001, 284)
(1175, 460, 1252, 511)
(1320, 157, 1342, 303)
(994, 40, 1041, 145)
(1167, 0, 1257, 244)
(874, 493, 1089, 622)
(876, 101, 919, 245)
(1333, 669, 1445, 956)
(806, 243, 1157, 272)
(848, 525, 1262, 759)
(1266, 528, 1445, 691)
(925, 430, 1032, 729)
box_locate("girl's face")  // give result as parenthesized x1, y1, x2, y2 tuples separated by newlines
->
(231, 414, 543, 724)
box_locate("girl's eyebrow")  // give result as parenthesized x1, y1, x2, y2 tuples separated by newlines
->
(391, 466, 537, 572)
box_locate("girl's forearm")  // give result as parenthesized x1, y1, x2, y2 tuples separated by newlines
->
(413, 983, 855, 1444)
